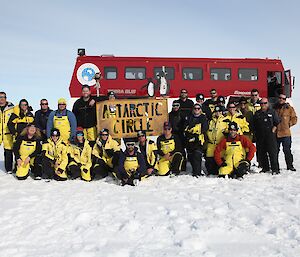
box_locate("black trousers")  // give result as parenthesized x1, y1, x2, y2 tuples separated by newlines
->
(68, 165, 81, 179)
(187, 149, 203, 176)
(170, 152, 184, 175)
(257, 133, 279, 172)
(92, 159, 112, 179)
(205, 157, 219, 175)
(42, 157, 67, 181)
(4, 149, 13, 172)
(277, 136, 294, 169)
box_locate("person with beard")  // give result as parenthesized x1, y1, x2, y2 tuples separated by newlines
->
(274, 94, 297, 171)
(72, 85, 97, 146)
(35, 99, 52, 142)
(173, 89, 194, 120)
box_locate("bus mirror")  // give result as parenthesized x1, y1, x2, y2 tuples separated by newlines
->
(292, 76, 295, 88)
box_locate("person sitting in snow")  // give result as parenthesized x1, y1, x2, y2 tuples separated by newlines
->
(117, 138, 147, 186)
(214, 122, 256, 178)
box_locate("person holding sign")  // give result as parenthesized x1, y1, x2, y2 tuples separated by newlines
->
(157, 122, 184, 176)
(117, 138, 147, 186)
(91, 129, 120, 179)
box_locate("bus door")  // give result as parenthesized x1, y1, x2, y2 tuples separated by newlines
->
(267, 71, 282, 98)
(284, 70, 292, 97)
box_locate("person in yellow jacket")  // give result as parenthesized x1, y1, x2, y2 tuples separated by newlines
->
(157, 122, 184, 176)
(205, 105, 228, 175)
(8, 99, 34, 138)
(0, 92, 15, 173)
(42, 128, 68, 181)
(47, 98, 77, 143)
(13, 124, 42, 180)
(68, 130, 92, 181)
(214, 122, 256, 179)
(92, 128, 120, 179)
(223, 102, 249, 135)
(246, 89, 261, 114)
(137, 130, 158, 176)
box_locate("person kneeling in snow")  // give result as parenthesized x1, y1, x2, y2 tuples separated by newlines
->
(42, 128, 68, 181)
(117, 138, 147, 186)
(214, 122, 256, 178)
(13, 124, 42, 180)
(67, 130, 92, 181)
(91, 129, 120, 179)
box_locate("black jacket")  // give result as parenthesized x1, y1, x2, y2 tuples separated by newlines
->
(253, 108, 280, 138)
(168, 110, 185, 134)
(72, 97, 97, 128)
(184, 113, 208, 151)
(173, 98, 194, 119)
(35, 109, 52, 131)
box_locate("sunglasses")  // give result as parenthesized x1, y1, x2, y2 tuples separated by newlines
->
(210, 92, 217, 95)
(0, 96, 6, 99)
(279, 97, 286, 100)
(260, 102, 268, 105)
(172, 105, 180, 108)
(100, 133, 109, 136)
(228, 106, 236, 109)
(194, 107, 201, 110)
(20, 104, 28, 106)
(126, 143, 135, 147)
(138, 135, 145, 138)
(251, 94, 258, 96)
(164, 127, 171, 130)
(58, 103, 66, 106)
(41, 103, 48, 105)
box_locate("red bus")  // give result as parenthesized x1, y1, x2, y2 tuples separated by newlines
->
(69, 49, 294, 102)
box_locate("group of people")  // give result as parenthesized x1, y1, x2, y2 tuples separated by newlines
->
(0, 85, 297, 185)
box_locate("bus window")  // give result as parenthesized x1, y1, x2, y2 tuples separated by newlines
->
(238, 68, 258, 81)
(125, 67, 146, 80)
(210, 68, 231, 80)
(154, 67, 174, 80)
(104, 67, 117, 80)
(182, 68, 203, 80)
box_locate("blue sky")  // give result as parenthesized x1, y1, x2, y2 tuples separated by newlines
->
(0, 0, 299, 124)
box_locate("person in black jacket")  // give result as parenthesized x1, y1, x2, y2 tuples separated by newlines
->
(35, 99, 52, 142)
(204, 89, 219, 112)
(253, 98, 281, 174)
(184, 103, 208, 177)
(196, 93, 212, 120)
(72, 85, 97, 146)
(168, 102, 185, 139)
(117, 138, 147, 186)
(173, 89, 194, 120)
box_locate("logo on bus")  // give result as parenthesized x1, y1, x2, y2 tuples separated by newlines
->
(76, 63, 100, 86)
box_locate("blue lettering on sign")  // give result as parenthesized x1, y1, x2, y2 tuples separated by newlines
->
(82, 68, 96, 82)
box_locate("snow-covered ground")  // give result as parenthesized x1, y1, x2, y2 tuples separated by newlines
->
(0, 137, 300, 257)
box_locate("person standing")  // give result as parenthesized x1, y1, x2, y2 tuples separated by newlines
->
(247, 89, 261, 114)
(204, 89, 218, 112)
(253, 98, 281, 174)
(35, 99, 52, 142)
(237, 97, 254, 141)
(173, 89, 194, 120)
(72, 85, 98, 146)
(184, 103, 208, 177)
(274, 94, 297, 171)
(195, 93, 212, 120)
(47, 98, 77, 143)
(8, 99, 34, 137)
(0, 92, 14, 173)
(205, 105, 227, 175)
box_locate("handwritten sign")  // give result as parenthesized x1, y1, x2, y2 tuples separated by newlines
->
(96, 98, 168, 138)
